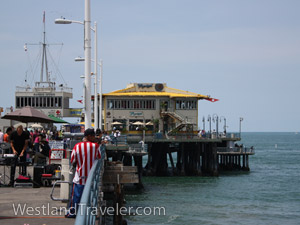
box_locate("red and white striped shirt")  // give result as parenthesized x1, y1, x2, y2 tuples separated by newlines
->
(71, 141, 101, 185)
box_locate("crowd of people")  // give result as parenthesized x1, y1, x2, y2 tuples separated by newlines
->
(0, 125, 53, 186)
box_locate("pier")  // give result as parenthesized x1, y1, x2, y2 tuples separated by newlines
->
(103, 132, 255, 180)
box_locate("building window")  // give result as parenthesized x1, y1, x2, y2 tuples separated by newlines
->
(176, 100, 197, 110)
(47, 97, 50, 108)
(16, 97, 20, 108)
(51, 97, 54, 107)
(38, 97, 42, 107)
(58, 97, 62, 108)
(107, 99, 156, 110)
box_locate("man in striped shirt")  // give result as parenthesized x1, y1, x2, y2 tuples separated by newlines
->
(66, 128, 101, 218)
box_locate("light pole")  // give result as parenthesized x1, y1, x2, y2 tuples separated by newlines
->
(84, 0, 92, 129)
(212, 114, 219, 137)
(55, 14, 97, 129)
(202, 116, 205, 131)
(239, 117, 243, 138)
(220, 116, 227, 134)
(207, 114, 211, 137)
(99, 60, 103, 131)
(75, 57, 102, 131)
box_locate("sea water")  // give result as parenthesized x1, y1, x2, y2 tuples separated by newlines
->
(125, 132, 300, 225)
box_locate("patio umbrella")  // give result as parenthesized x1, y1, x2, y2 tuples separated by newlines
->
(132, 121, 145, 126)
(146, 121, 154, 126)
(30, 123, 43, 129)
(1, 106, 54, 123)
(111, 121, 123, 125)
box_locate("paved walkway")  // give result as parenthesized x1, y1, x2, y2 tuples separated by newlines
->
(0, 185, 75, 225)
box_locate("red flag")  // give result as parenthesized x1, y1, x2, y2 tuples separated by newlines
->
(77, 100, 83, 104)
(206, 98, 219, 102)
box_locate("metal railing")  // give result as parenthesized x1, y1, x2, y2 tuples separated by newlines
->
(128, 143, 148, 152)
(153, 132, 241, 140)
(75, 145, 106, 225)
(109, 135, 128, 146)
(217, 146, 255, 154)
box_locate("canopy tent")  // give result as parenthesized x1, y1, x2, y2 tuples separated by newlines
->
(48, 115, 69, 124)
(1, 106, 54, 123)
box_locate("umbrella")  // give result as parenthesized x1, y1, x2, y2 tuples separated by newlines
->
(13, 122, 27, 128)
(111, 121, 123, 125)
(146, 121, 154, 126)
(30, 123, 43, 129)
(48, 115, 69, 123)
(132, 121, 145, 126)
(1, 106, 54, 123)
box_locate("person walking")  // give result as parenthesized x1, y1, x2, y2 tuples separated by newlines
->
(3, 127, 13, 143)
(9, 125, 29, 186)
(65, 128, 102, 218)
(0, 129, 4, 143)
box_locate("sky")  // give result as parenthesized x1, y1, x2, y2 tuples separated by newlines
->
(1, 0, 300, 132)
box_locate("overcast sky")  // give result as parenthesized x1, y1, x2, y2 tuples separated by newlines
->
(1, 0, 300, 132)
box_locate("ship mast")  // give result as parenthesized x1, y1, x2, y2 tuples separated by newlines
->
(40, 11, 49, 83)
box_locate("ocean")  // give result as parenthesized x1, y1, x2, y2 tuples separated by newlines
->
(125, 132, 300, 225)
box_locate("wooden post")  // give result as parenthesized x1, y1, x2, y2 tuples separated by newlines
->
(176, 147, 182, 172)
(212, 143, 218, 176)
(113, 182, 124, 225)
(168, 151, 176, 175)
(246, 155, 249, 171)
(134, 156, 144, 189)
(180, 143, 185, 175)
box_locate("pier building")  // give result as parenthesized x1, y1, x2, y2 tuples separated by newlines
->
(102, 83, 215, 134)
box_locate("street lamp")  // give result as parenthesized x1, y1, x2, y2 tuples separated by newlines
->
(220, 116, 227, 134)
(55, 12, 96, 129)
(212, 114, 219, 137)
(239, 117, 243, 138)
(202, 116, 205, 131)
(207, 114, 211, 137)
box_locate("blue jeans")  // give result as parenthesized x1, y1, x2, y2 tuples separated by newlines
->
(65, 183, 85, 218)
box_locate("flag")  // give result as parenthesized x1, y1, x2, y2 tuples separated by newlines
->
(77, 100, 83, 104)
(43, 11, 45, 23)
(206, 98, 219, 102)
